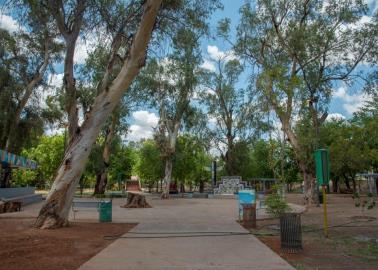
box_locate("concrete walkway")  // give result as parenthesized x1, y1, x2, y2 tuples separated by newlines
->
(79, 197, 294, 270)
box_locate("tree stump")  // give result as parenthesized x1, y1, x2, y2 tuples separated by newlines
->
(121, 193, 151, 208)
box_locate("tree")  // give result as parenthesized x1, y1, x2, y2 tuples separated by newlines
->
(135, 139, 165, 192)
(34, 0, 163, 228)
(225, 0, 378, 204)
(138, 28, 205, 198)
(0, 5, 62, 152)
(41, 0, 88, 142)
(203, 57, 260, 175)
(77, 44, 132, 195)
(173, 134, 212, 192)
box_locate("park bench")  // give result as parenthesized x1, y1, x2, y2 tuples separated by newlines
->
(71, 199, 111, 220)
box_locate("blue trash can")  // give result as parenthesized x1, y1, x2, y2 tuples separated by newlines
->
(238, 190, 255, 219)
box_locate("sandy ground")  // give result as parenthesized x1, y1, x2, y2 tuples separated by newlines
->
(0, 218, 136, 270)
(254, 193, 378, 270)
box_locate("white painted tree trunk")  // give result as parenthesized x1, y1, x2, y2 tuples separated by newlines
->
(35, 0, 162, 229)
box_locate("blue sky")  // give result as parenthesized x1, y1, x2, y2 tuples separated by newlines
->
(0, 0, 377, 141)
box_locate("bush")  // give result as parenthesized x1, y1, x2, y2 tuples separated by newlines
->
(265, 184, 290, 218)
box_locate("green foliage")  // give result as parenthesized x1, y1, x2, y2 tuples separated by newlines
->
(173, 134, 212, 188)
(265, 185, 290, 218)
(353, 192, 376, 211)
(135, 139, 165, 189)
(12, 135, 65, 188)
(108, 142, 137, 188)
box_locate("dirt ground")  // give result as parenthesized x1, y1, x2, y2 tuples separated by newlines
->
(253, 193, 378, 270)
(0, 218, 136, 270)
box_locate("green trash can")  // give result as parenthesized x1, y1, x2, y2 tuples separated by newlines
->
(99, 200, 112, 222)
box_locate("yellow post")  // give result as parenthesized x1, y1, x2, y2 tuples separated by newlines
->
(322, 185, 328, 237)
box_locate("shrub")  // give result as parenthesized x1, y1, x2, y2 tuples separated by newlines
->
(265, 184, 290, 218)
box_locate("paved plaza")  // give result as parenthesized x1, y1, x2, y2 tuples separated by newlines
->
(6, 196, 295, 270)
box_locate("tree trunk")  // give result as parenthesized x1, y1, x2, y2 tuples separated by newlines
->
(50, 1, 86, 142)
(94, 172, 108, 195)
(180, 182, 185, 193)
(333, 177, 339, 193)
(0, 165, 12, 188)
(94, 116, 116, 195)
(224, 133, 234, 175)
(297, 159, 318, 205)
(282, 121, 318, 205)
(158, 119, 179, 199)
(35, 0, 162, 229)
(344, 174, 351, 190)
(161, 156, 173, 199)
(199, 179, 204, 193)
(64, 39, 79, 141)
(352, 176, 357, 193)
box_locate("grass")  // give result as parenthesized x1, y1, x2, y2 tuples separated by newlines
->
(347, 239, 378, 261)
(293, 262, 306, 270)
(322, 235, 378, 261)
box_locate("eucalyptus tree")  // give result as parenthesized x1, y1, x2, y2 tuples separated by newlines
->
(202, 57, 260, 175)
(138, 28, 204, 198)
(223, 0, 378, 204)
(39, 0, 88, 141)
(0, 4, 62, 152)
(78, 45, 132, 195)
(34, 0, 222, 228)
(33, 0, 163, 228)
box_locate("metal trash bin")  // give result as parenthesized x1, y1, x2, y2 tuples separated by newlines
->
(99, 200, 112, 222)
(280, 213, 302, 253)
(241, 203, 256, 228)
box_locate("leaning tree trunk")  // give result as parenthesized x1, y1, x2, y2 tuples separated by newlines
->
(34, 0, 162, 229)
(161, 156, 173, 199)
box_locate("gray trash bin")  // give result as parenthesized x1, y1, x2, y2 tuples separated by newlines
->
(280, 213, 302, 253)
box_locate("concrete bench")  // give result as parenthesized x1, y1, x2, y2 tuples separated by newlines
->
(0, 187, 43, 206)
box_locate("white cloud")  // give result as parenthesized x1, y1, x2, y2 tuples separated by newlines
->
(326, 113, 345, 121)
(200, 59, 216, 72)
(74, 32, 107, 64)
(208, 116, 217, 124)
(48, 73, 64, 88)
(74, 37, 91, 64)
(333, 86, 372, 115)
(127, 111, 159, 142)
(36, 73, 63, 109)
(207, 45, 237, 62)
(0, 13, 19, 33)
